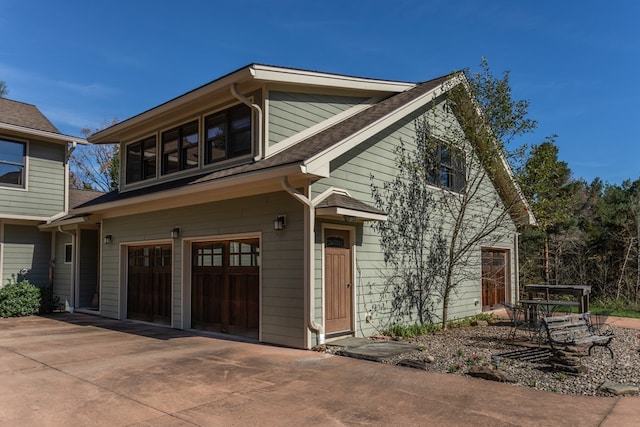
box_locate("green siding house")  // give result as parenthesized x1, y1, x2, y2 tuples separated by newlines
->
(68, 64, 534, 349)
(0, 98, 98, 309)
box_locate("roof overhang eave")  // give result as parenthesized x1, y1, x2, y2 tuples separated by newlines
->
(38, 215, 91, 229)
(303, 74, 462, 175)
(316, 206, 387, 222)
(0, 122, 88, 145)
(88, 67, 255, 144)
(73, 163, 309, 215)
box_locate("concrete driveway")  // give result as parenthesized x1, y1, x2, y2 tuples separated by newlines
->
(0, 314, 636, 426)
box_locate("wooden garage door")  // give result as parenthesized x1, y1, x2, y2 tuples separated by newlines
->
(127, 244, 172, 324)
(191, 239, 259, 338)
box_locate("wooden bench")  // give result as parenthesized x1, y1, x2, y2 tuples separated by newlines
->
(541, 314, 615, 359)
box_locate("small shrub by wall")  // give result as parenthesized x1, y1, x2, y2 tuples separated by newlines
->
(0, 279, 41, 318)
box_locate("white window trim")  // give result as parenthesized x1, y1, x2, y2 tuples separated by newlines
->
(0, 137, 29, 192)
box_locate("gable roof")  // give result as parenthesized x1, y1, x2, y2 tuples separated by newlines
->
(75, 66, 533, 226)
(0, 97, 88, 145)
(0, 98, 59, 133)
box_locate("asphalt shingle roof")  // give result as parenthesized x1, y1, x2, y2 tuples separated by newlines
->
(76, 74, 452, 210)
(315, 193, 385, 215)
(0, 98, 60, 133)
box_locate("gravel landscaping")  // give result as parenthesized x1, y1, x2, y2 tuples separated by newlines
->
(332, 320, 640, 396)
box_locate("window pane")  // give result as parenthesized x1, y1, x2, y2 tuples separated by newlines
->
(65, 244, 73, 263)
(162, 129, 179, 153)
(183, 145, 198, 169)
(0, 163, 23, 185)
(205, 113, 226, 163)
(142, 137, 157, 179)
(126, 142, 142, 183)
(162, 129, 180, 174)
(0, 139, 25, 164)
(0, 139, 25, 187)
(229, 105, 251, 158)
(229, 130, 251, 157)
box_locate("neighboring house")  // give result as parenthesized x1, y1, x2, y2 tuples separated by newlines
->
(72, 64, 534, 349)
(0, 98, 98, 309)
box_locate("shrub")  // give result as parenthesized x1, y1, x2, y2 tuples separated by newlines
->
(382, 323, 441, 338)
(0, 279, 41, 318)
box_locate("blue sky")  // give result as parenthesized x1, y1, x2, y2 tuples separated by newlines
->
(1, 1, 638, 184)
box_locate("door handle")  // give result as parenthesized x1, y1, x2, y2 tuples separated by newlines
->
(347, 283, 351, 288)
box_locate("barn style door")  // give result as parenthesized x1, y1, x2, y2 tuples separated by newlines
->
(127, 244, 172, 324)
(191, 239, 259, 338)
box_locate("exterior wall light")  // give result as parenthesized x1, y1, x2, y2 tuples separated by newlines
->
(273, 215, 286, 231)
(343, 215, 356, 223)
(171, 227, 181, 239)
(103, 234, 112, 244)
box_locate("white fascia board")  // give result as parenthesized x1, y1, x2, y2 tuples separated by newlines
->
(266, 97, 381, 159)
(38, 216, 89, 229)
(315, 207, 387, 222)
(89, 68, 254, 143)
(303, 79, 451, 175)
(0, 213, 52, 222)
(251, 64, 414, 93)
(72, 163, 305, 215)
(0, 122, 88, 145)
(454, 74, 536, 227)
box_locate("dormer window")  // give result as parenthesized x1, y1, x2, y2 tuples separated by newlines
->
(126, 136, 157, 184)
(162, 121, 199, 175)
(0, 138, 26, 188)
(205, 103, 252, 164)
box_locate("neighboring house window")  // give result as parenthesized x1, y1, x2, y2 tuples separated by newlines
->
(0, 138, 26, 188)
(161, 121, 199, 175)
(427, 141, 466, 192)
(64, 243, 73, 264)
(205, 103, 252, 164)
(126, 136, 157, 184)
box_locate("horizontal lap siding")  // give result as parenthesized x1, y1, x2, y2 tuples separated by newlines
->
(0, 141, 65, 217)
(312, 101, 517, 336)
(2, 224, 51, 287)
(268, 91, 367, 145)
(101, 192, 306, 348)
(53, 232, 72, 310)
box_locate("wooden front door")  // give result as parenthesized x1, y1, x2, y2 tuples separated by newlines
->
(127, 244, 172, 324)
(325, 229, 352, 334)
(481, 248, 509, 310)
(191, 239, 259, 338)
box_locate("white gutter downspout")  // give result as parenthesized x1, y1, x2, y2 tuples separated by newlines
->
(230, 84, 264, 162)
(58, 226, 76, 313)
(281, 176, 325, 346)
(61, 141, 77, 220)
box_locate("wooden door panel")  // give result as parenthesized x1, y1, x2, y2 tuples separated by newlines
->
(191, 240, 259, 337)
(192, 269, 224, 330)
(127, 245, 171, 324)
(481, 249, 509, 309)
(325, 229, 352, 334)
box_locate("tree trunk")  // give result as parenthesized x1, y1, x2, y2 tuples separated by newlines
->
(544, 236, 550, 285)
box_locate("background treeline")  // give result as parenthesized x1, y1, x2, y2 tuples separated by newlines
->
(517, 140, 640, 308)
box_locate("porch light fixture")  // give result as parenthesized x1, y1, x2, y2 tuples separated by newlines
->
(103, 234, 112, 244)
(273, 215, 286, 231)
(171, 227, 181, 239)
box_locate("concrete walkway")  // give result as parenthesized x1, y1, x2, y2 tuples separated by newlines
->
(0, 313, 638, 426)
